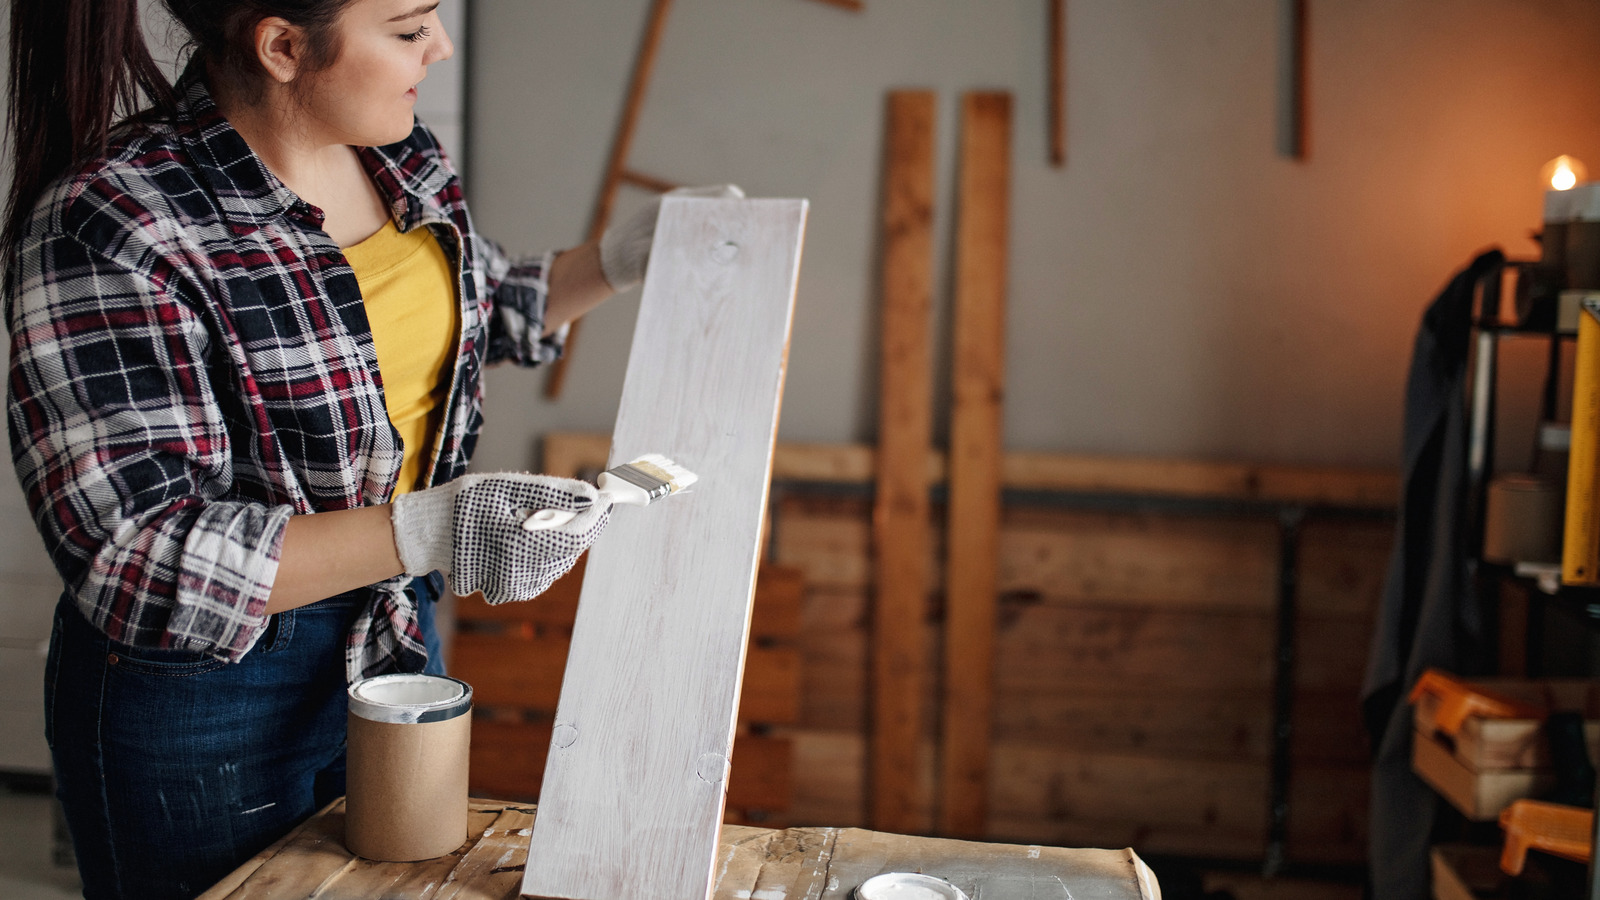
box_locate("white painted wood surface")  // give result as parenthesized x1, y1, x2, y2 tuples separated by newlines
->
(522, 197, 807, 900)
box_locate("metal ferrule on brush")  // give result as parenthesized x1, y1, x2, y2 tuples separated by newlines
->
(523, 453, 695, 532)
(602, 463, 673, 502)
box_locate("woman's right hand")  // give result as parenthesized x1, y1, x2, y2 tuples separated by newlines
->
(389, 473, 611, 604)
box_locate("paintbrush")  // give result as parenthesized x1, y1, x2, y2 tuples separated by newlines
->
(522, 453, 699, 531)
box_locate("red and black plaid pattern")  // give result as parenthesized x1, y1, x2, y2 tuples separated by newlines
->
(7, 73, 563, 679)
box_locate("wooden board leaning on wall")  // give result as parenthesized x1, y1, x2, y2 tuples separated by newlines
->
(536, 432, 1395, 863)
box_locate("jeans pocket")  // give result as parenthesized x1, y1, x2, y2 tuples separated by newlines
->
(106, 642, 231, 678)
(261, 610, 293, 653)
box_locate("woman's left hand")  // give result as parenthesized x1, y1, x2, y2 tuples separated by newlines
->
(598, 184, 745, 291)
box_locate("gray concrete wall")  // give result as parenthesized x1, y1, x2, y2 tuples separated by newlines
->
(464, 0, 1600, 472)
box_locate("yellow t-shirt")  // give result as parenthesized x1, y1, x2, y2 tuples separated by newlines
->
(343, 220, 459, 497)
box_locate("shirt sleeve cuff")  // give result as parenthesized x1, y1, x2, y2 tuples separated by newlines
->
(170, 501, 294, 660)
(489, 248, 567, 366)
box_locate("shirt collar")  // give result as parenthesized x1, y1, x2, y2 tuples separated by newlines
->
(174, 70, 312, 231)
(357, 134, 456, 232)
(173, 66, 453, 234)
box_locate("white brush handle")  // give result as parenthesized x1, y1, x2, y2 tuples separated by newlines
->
(522, 508, 580, 531)
(521, 461, 686, 532)
(522, 485, 654, 532)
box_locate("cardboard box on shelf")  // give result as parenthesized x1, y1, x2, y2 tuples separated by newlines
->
(1413, 729, 1555, 821)
(1412, 677, 1600, 768)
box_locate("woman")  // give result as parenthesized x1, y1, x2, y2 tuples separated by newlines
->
(4, 1, 693, 896)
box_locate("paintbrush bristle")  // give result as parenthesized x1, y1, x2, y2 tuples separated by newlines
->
(595, 454, 700, 506)
(626, 453, 698, 493)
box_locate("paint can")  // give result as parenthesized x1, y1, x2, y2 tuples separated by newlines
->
(853, 872, 971, 900)
(345, 673, 473, 861)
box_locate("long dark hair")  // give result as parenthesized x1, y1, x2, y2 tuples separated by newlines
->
(2, 0, 355, 268)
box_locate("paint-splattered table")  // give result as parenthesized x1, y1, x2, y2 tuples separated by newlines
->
(197, 797, 1160, 899)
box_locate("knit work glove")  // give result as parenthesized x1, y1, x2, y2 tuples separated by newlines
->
(391, 473, 611, 605)
(599, 184, 745, 291)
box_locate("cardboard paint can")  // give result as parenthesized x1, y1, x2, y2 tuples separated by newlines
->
(345, 673, 473, 861)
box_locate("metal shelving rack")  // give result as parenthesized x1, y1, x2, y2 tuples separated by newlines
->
(1463, 260, 1600, 900)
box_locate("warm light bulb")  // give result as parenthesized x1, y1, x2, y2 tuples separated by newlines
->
(1542, 155, 1588, 191)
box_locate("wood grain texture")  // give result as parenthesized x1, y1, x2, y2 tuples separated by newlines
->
(766, 490, 1380, 864)
(541, 431, 1399, 507)
(544, 0, 675, 399)
(201, 798, 1160, 900)
(871, 89, 937, 835)
(786, 731, 1368, 864)
(940, 90, 1011, 838)
(999, 453, 1398, 507)
(776, 499, 1389, 618)
(522, 197, 806, 900)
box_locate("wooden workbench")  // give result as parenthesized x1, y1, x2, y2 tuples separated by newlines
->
(198, 798, 1162, 899)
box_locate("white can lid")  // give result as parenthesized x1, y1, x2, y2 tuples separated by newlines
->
(348, 674, 472, 724)
(854, 873, 970, 900)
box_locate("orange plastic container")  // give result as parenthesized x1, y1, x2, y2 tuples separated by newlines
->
(1498, 799, 1594, 875)
(1410, 669, 1547, 737)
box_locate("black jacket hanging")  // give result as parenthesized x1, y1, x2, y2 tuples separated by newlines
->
(1362, 248, 1503, 900)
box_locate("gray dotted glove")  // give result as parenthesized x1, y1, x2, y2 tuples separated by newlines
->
(391, 473, 611, 605)
(599, 184, 745, 291)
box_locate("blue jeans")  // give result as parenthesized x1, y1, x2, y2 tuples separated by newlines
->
(45, 572, 446, 900)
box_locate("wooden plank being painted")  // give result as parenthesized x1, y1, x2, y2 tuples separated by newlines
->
(522, 197, 807, 900)
(459, 563, 805, 823)
(871, 89, 937, 835)
(940, 90, 1011, 838)
(471, 722, 795, 818)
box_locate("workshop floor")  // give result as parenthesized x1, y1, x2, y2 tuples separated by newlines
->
(0, 784, 81, 900)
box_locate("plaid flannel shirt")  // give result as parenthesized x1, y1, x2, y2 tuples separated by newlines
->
(7, 74, 563, 680)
